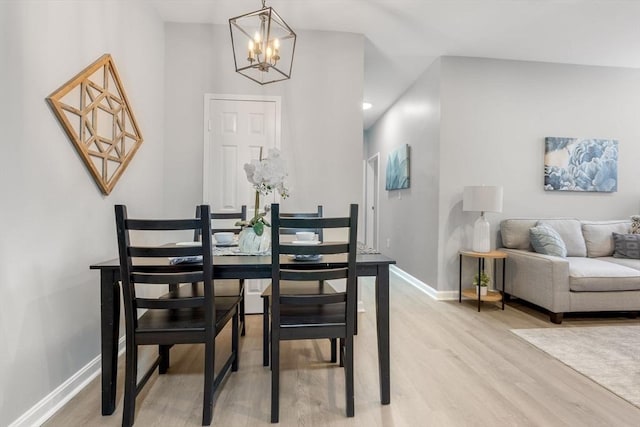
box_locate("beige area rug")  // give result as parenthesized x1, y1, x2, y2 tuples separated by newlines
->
(512, 326, 640, 407)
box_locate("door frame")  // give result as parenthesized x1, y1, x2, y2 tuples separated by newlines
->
(365, 152, 380, 250)
(202, 93, 282, 204)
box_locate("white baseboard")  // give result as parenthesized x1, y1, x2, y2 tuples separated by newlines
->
(390, 265, 458, 301)
(10, 336, 126, 427)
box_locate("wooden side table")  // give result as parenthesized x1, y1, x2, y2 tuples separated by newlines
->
(459, 250, 507, 312)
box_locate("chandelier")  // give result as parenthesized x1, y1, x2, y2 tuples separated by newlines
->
(229, 0, 297, 85)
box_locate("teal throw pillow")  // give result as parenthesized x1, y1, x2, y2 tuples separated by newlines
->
(530, 224, 567, 257)
(613, 232, 640, 259)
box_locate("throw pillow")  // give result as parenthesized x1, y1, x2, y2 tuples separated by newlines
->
(537, 219, 586, 257)
(631, 215, 640, 234)
(613, 232, 640, 259)
(530, 224, 567, 257)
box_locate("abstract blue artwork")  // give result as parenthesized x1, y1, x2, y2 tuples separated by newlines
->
(544, 137, 618, 192)
(385, 144, 410, 190)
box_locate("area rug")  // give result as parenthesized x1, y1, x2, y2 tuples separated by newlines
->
(511, 325, 640, 407)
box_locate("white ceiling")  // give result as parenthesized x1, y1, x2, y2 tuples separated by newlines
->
(150, 0, 640, 129)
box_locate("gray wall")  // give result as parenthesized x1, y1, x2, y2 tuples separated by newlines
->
(367, 56, 640, 294)
(164, 23, 364, 220)
(365, 59, 442, 287)
(0, 1, 165, 425)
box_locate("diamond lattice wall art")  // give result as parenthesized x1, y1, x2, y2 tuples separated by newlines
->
(46, 54, 143, 195)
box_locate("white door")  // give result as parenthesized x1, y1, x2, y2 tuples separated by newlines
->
(365, 153, 379, 250)
(203, 94, 281, 313)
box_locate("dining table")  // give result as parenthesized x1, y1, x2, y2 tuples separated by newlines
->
(90, 251, 395, 416)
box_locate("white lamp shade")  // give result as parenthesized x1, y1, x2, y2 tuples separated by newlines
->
(463, 186, 503, 213)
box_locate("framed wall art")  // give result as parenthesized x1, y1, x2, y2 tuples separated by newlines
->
(385, 144, 410, 191)
(544, 137, 618, 192)
(46, 54, 143, 195)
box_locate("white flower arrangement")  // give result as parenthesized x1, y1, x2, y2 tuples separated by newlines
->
(236, 148, 290, 235)
(243, 148, 290, 198)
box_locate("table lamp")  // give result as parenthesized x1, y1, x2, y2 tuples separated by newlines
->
(463, 185, 503, 253)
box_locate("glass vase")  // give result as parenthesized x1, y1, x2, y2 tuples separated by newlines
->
(238, 227, 271, 254)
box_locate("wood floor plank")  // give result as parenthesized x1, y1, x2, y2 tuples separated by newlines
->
(44, 275, 640, 426)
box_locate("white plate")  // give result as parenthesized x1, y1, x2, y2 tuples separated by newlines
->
(291, 240, 321, 245)
(176, 241, 201, 246)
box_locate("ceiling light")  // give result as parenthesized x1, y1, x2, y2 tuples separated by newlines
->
(362, 102, 372, 110)
(229, 0, 297, 85)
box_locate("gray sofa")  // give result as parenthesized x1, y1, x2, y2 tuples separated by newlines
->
(498, 218, 640, 323)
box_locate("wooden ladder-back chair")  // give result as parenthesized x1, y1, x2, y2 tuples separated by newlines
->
(115, 204, 240, 426)
(261, 205, 338, 366)
(194, 205, 247, 336)
(269, 203, 358, 423)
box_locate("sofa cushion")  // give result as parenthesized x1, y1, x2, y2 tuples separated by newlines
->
(613, 233, 640, 259)
(537, 219, 587, 257)
(631, 215, 640, 234)
(530, 224, 567, 257)
(568, 257, 640, 292)
(601, 256, 640, 272)
(582, 220, 630, 258)
(500, 219, 539, 249)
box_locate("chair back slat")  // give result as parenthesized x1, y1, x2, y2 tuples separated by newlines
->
(131, 271, 204, 284)
(280, 293, 346, 305)
(129, 245, 204, 258)
(126, 218, 202, 231)
(280, 267, 348, 282)
(280, 243, 349, 256)
(279, 216, 349, 230)
(137, 296, 205, 309)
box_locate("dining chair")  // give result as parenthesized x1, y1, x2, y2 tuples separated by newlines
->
(269, 203, 358, 423)
(261, 205, 337, 367)
(115, 204, 240, 426)
(194, 205, 248, 336)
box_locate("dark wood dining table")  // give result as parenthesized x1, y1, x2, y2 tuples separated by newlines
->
(90, 252, 395, 415)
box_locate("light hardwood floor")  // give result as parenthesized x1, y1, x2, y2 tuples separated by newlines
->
(45, 275, 640, 426)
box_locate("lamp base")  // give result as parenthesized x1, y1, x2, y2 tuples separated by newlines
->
(472, 214, 491, 253)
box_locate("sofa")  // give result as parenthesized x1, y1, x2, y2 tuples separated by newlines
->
(498, 218, 640, 323)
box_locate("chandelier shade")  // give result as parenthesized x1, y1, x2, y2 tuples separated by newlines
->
(229, 1, 297, 85)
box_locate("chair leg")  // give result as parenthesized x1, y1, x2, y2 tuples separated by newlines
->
(232, 308, 239, 372)
(354, 284, 358, 335)
(271, 335, 279, 423)
(202, 337, 215, 425)
(263, 296, 270, 367)
(339, 338, 345, 367)
(240, 279, 246, 336)
(122, 343, 138, 427)
(344, 336, 354, 417)
(330, 339, 337, 363)
(159, 345, 170, 374)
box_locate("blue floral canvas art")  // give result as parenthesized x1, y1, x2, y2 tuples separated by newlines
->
(544, 137, 618, 192)
(385, 144, 410, 190)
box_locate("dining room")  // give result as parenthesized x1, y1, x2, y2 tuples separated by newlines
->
(6, 1, 640, 426)
(1, 1, 366, 425)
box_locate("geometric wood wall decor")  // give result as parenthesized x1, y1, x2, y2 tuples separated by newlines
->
(46, 54, 143, 195)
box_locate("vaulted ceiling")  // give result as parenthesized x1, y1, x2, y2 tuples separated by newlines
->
(150, 0, 640, 129)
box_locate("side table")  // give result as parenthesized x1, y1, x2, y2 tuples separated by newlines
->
(459, 250, 507, 312)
